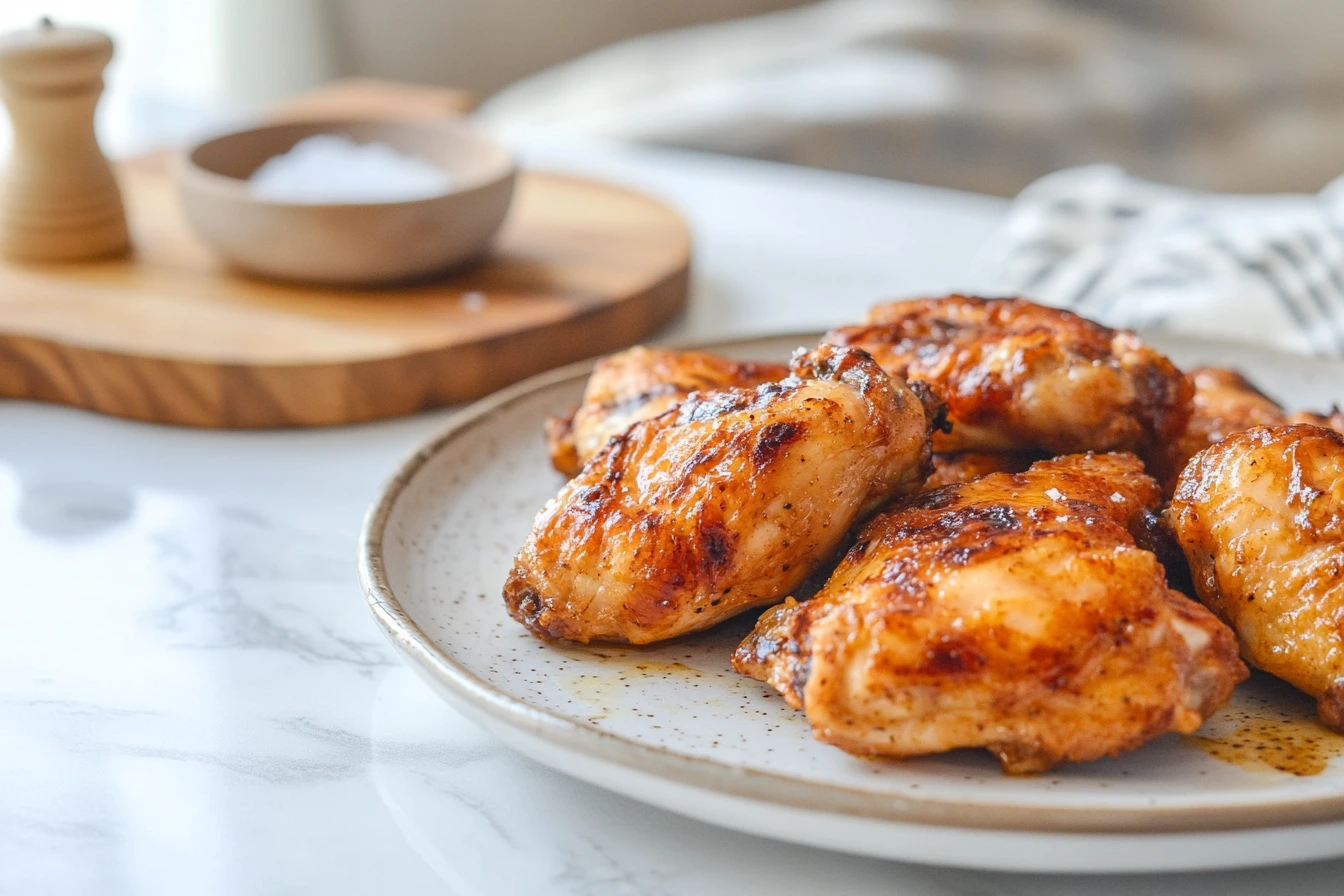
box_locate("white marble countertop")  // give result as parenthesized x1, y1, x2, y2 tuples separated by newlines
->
(4, 138, 1342, 895)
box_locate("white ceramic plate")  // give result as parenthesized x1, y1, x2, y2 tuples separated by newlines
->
(360, 333, 1344, 873)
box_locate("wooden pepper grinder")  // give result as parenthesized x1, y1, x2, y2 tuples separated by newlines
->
(0, 18, 129, 262)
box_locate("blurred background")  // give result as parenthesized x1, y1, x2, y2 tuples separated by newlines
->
(5, 0, 1344, 196)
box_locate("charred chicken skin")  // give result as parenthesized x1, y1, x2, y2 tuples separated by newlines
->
(545, 347, 790, 478)
(1169, 424, 1344, 731)
(734, 452, 1246, 774)
(825, 296, 1193, 466)
(505, 345, 938, 645)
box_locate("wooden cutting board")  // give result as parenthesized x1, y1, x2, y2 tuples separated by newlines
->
(0, 81, 690, 428)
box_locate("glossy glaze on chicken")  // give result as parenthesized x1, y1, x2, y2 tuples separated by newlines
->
(734, 453, 1246, 773)
(825, 296, 1193, 466)
(506, 344, 938, 644)
(1169, 424, 1344, 730)
(1166, 367, 1288, 489)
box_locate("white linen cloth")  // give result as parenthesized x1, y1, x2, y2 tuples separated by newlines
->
(966, 165, 1344, 357)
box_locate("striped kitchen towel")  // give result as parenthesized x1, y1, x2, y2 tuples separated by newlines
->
(966, 165, 1344, 358)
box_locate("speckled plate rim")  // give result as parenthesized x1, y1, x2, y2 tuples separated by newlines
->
(359, 331, 1344, 836)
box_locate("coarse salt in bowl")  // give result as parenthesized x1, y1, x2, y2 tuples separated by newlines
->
(178, 120, 516, 286)
(247, 134, 455, 204)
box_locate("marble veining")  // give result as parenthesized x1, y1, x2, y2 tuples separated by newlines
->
(142, 511, 394, 671)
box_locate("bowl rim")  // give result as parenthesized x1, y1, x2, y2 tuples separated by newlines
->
(176, 117, 517, 210)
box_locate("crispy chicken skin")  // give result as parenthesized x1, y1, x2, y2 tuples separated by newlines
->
(825, 296, 1193, 464)
(923, 452, 1039, 491)
(1164, 366, 1344, 493)
(505, 345, 939, 645)
(546, 347, 790, 477)
(1168, 424, 1344, 730)
(1167, 367, 1287, 487)
(734, 452, 1246, 774)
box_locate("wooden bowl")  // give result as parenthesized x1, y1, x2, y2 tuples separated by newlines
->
(178, 120, 516, 286)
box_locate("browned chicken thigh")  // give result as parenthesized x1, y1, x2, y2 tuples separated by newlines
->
(546, 347, 789, 477)
(734, 452, 1246, 773)
(825, 296, 1192, 468)
(1169, 424, 1344, 730)
(506, 345, 938, 645)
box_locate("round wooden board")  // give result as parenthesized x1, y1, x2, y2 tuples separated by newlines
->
(0, 151, 690, 427)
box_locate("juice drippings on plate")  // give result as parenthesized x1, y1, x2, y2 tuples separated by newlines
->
(557, 671, 623, 716)
(561, 660, 697, 696)
(1188, 675, 1344, 775)
(560, 657, 703, 721)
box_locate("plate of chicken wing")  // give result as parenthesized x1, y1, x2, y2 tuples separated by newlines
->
(361, 296, 1344, 873)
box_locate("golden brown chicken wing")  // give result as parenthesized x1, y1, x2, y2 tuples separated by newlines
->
(825, 296, 1193, 466)
(1168, 424, 1344, 730)
(734, 452, 1246, 774)
(545, 347, 790, 477)
(506, 345, 938, 645)
(923, 451, 1040, 491)
(1166, 367, 1287, 487)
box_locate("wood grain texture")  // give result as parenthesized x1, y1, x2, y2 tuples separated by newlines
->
(0, 83, 690, 427)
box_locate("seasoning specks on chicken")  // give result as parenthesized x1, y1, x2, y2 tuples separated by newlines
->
(825, 295, 1193, 466)
(505, 344, 939, 645)
(734, 452, 1247, 774)
(1169, 424, 1344, 731)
